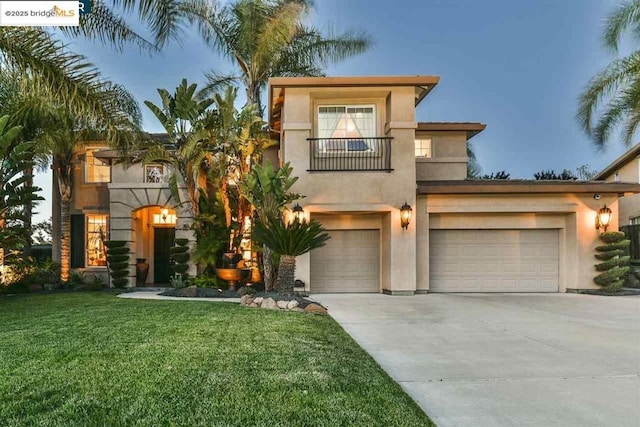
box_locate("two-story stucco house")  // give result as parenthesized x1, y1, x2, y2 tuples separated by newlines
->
(53, 75, 640, 293)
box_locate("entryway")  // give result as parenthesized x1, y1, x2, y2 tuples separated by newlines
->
(153, 227, 175, 284)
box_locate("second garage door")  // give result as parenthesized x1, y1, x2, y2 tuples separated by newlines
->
(429, 229, 559, 292)
(310, 229, 379, 293)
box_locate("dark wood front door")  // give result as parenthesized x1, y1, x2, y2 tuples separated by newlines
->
(154, 227, 175, 284)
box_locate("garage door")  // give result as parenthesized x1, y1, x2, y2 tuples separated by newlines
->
(311, 230, 379, 293)
(429, 229, 559, 292)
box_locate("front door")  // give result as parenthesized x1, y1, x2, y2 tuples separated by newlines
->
(154, 227, 175, 284)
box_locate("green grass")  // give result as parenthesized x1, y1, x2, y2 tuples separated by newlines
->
(0, 293, 433, 426)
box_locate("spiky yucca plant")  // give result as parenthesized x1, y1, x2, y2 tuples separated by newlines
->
(253, 216, 330, 294)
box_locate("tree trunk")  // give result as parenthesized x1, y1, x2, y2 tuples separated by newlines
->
(263, 244, 275, 291)
(277, 255, 296, 295)
(60, 198, 71, 282)
(22, 166, 33, 257)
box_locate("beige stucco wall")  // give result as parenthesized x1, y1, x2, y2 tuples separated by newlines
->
(416, 193, 620, 292)
(603, 158, 639, 183)
(415, 131, 468, 180)
(280, 85, 418, 294)
(599, 159, 639, 225)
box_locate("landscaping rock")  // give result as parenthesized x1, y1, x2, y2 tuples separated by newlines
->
(240, 295, 254, 306)
(249, 303, 258, 307)
(290, 307, 304, 313)
(304, 303, 327, 314)
(177, 285, 198, 297)
(261, 298, 278, 310)
(286, 300, 299, 310)
(276, 300, 289, 309)
(253, 297, 264, 305)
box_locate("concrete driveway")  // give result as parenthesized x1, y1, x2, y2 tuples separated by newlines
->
(315, 293, 640, 427)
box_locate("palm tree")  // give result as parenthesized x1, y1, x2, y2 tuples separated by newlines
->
(0, 116, 42, 284)
(184, 0, 372, 112)
(239, 160, 302, 290)
(252, 216, 329, 294)
(577, 0, 640, 147)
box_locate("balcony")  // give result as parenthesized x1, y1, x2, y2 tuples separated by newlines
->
(307, 137, 393, 172)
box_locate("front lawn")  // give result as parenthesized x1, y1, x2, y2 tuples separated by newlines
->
(0, 293, 432, 426)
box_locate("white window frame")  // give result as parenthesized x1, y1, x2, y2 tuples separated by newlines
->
(86, 214, 109, 268)
(317, 104, 377, 137)
(84, 148, 111, 183)
(630, 216, 640, 225)
(415, 138, 432, 158)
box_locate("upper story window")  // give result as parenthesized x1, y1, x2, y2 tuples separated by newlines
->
(85, 148, 111, 183)
(631, 216, 640, 225)
(318, 105, 376, 138)
(415, 139, 432, 158)
(144, 164, 165, 183)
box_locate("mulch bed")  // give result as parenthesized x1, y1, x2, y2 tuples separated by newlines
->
(576, 288, 640, 296)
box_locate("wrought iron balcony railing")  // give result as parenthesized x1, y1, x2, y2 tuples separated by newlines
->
(307, 137, 393, 172)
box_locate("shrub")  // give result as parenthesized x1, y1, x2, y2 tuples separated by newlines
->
(105, 240, 130, 288)
(169, 273, 190, 289)
(170, 239, 190, 280)
(111, 278, 128, 288)
(107, 254, 129, 264)
(103, 241, 127, 249)
(594, 232, 631, 292)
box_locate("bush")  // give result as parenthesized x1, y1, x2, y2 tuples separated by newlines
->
(109, 262, 129, 271)
(103, 240, 127, 249)
(107, 254, 129, 264)
(169, 273, 190, 289)
(191, 275, 227, 289)
(175, 238, 189, 246)
(169, 246, 189, 254)
(75, 274, 106, 291)
(111, 278, 129, 289)
(173, 264, 189, 274)
(171, 253, 190, 264)
(594, 232, 631, 292)
(68, 271, 87, 288)
(110, 270, 129, 279)
(107, 247, 130, 256)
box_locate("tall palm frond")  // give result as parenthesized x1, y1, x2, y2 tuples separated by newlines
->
(183, 0, 372, 112)
(577, 1, 640, 148)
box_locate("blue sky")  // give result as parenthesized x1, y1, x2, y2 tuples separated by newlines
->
(33, 0, 630, 222)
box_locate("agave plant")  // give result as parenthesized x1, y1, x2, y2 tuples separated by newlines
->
(252, 216, 329, 294)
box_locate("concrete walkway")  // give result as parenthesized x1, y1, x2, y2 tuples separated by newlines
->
(315, 293, 640, 427)
(118, 291, 240, 303)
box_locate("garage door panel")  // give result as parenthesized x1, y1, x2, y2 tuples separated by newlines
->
(430, 229, 559, 292)
(311, 229, 379, 293)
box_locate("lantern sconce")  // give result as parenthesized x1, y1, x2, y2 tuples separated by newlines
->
(291, 203, 305, 223)
(400, 202, 412, 230)
(596, 204, 612, 232)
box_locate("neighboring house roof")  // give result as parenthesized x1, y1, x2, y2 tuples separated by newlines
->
(269, 75, 440, 132)
(416, 122, 486, 140)
(417, 180, 640, 195)
(593, 142, 640, 180)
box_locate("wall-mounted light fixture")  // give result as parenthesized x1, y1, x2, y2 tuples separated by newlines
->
(291, 203, 305, 223)
(400, 202, 412, 230)
(153, 207, 176, 225)
(596, 204, 612, 232)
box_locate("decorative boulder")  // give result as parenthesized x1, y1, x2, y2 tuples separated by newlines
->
(304, 303, 327, 314)
(261, 298, 278, 310)
(276, 300, 289, 309)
